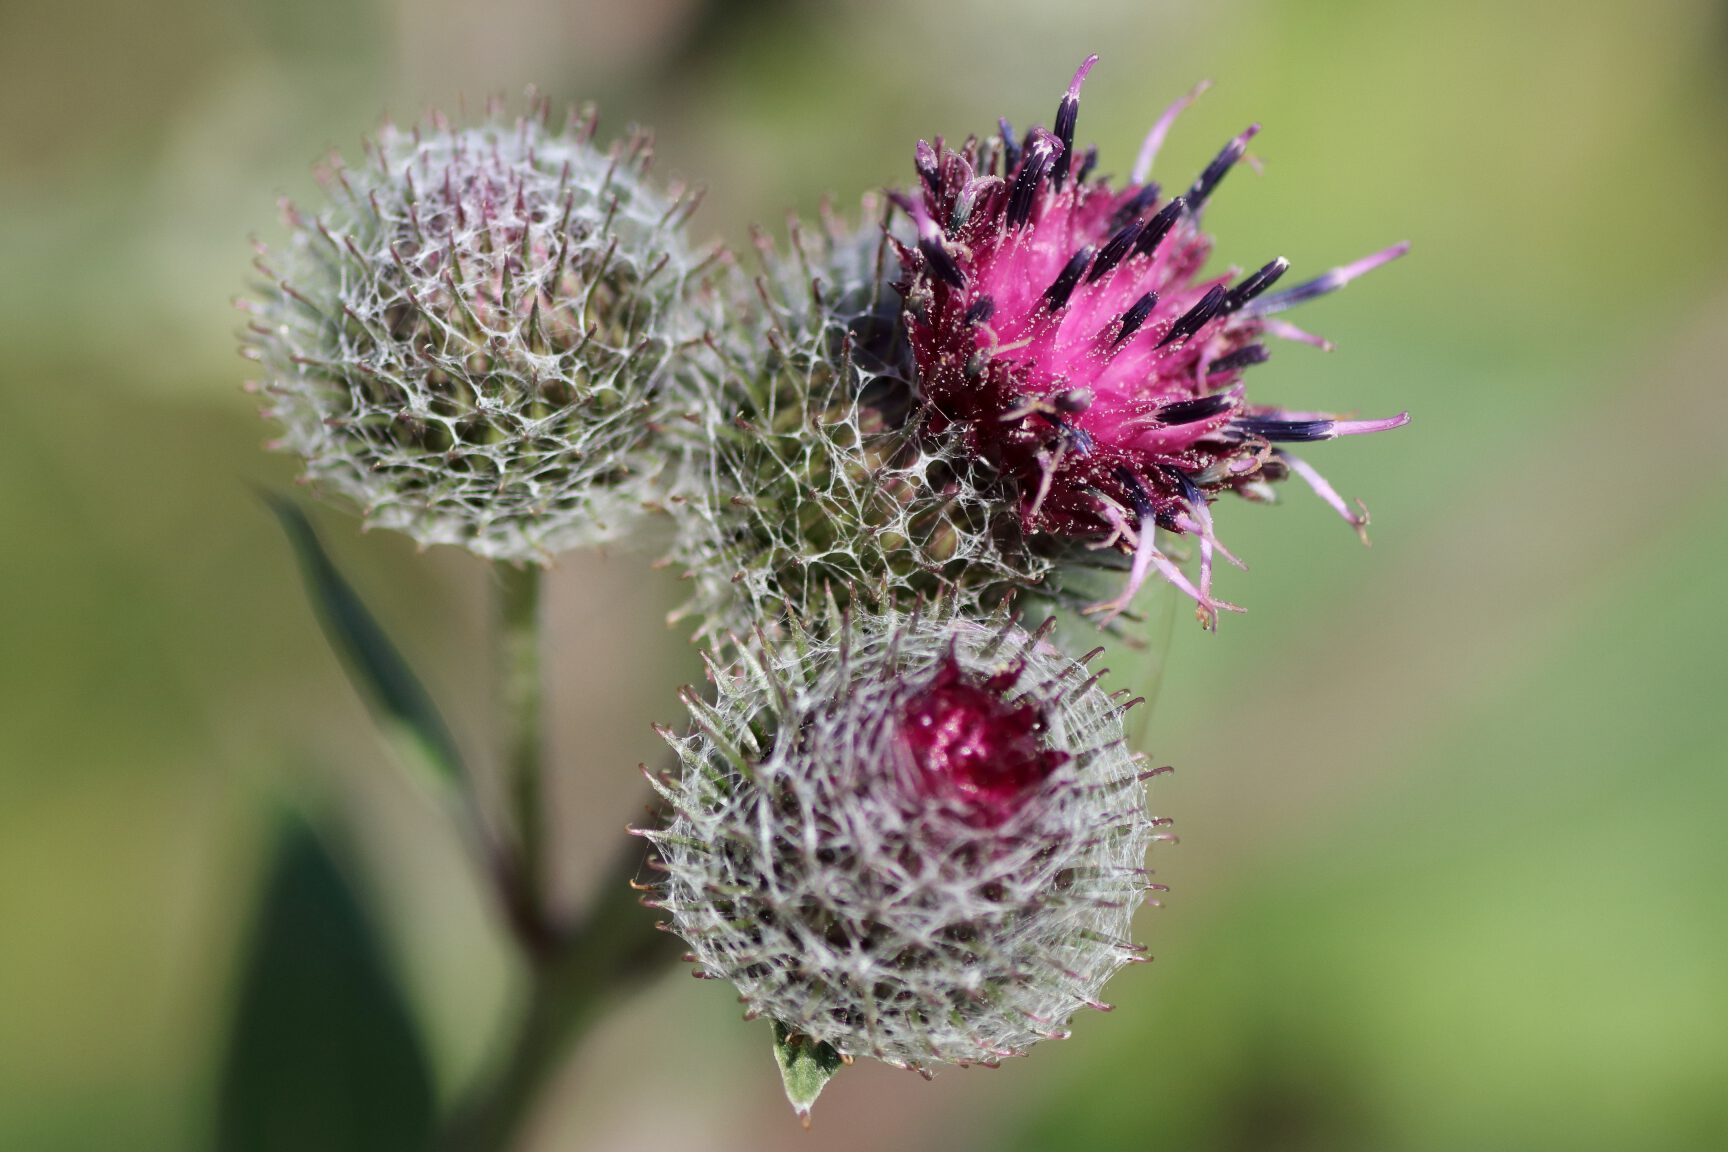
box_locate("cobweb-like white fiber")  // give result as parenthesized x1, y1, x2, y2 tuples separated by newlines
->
(644, 607, 1163, 1071)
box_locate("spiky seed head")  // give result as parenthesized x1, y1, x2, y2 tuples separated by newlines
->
(643, 605, 1162, 1075)
(897, 56, 1410, 628)
(242, 100, 716, 561)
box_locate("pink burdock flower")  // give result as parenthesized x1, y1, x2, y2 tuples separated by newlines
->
(894, 56, 1409, 628)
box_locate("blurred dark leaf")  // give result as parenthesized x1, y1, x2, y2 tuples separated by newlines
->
(216, 815, 435, 1152)
(265, 495, 463, 787)
(663, 0, 809, 72)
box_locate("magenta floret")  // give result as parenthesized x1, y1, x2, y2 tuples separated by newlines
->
(895, 56, 1409, 627)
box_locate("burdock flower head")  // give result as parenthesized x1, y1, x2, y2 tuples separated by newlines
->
(896, 56, 1409, 627)
(241, 98, 715, 561)
(663, 202, 1060, 645)
(640, 603, 1166, 1099)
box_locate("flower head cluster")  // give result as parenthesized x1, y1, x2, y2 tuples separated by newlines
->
(242, 99, 715, 561)
(242, 58, 1412, 1111)
(641, 604, 1164, 1073)
(896, 57, 1408, 626)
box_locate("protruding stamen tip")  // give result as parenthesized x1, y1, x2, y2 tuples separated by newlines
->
(1235, 411, 1409, 442)
(1345, 241, 1412, 279)
(1248, 241, 1411, 316)
(1068, 54, 1100, 98)
(1131, 78, 1213, 185)
(1333, 412, 1411, 436)
(1052, 57, 1098, 189)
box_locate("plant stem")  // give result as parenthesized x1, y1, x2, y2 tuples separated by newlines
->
(441, 834, 682, 1152)
(495, 563, 551, 952)
(448, 567, 687, 1149)
(440, 958, 601, 1152)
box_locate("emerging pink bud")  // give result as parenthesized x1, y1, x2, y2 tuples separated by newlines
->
(894, 56, 1410, 628)
(898, 654, 1069, 826)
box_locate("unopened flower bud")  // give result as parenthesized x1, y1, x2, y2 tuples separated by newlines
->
(242, 100, 715, 560)
(641, 606, 1165, 1077)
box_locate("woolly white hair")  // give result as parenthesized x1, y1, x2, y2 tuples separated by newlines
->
(242, 101, 715, 561)
(640, 605, 1167, 1072)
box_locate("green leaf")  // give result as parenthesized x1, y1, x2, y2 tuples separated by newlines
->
(265, 494, 462, 787)
(217, 814, 436, 1152)
(771, 1020, 845, 1125)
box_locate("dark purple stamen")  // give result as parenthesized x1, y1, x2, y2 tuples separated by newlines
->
(1232, 416, 1334, 442)
(1245, 243, 1410, 316)
(965, 295, 996, 325)
(1040, 411, 1096, 456)
(1075, 146, 1099, 185)
(1007, 137, 1057, 230)
(920, 234, 967, 289)
(1052, 102, 1079, 188)
(1207, 344, 1270, 375)
(1158, 463, 1207, 508)
(1043, 246, 1094, 311)
(1222, 258, 1289, 313)
(1132, 196, 1186, 259)
(1249, 276, 1337, 314)
(1157, 394, 1234, 425)
(1113, 466, 1174, 527)
(915, 140, 941, 197)
(1086, 217, 1146, 283)
(1156, 284, 1228, 348)
(1111, 290, 1159, 346)
(1050, 55, 1098, 190)
(1111, 184, 1161, 229)
(999, 118, 1021, 173)
(1187, 126, 1257, 209)
(1062, 420, 1096, 455)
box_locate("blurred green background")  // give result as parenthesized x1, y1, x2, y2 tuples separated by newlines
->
(4, 0, 1727, 1148)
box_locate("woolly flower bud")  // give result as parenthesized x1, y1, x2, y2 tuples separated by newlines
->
(897, 56, 1410, 628)
(641, 606, 1163, 1076)
(241, 101, 714, 560)
(662, 201, 1069, 645)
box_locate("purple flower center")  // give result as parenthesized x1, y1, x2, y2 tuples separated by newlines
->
(897, 657, 1068, 823)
